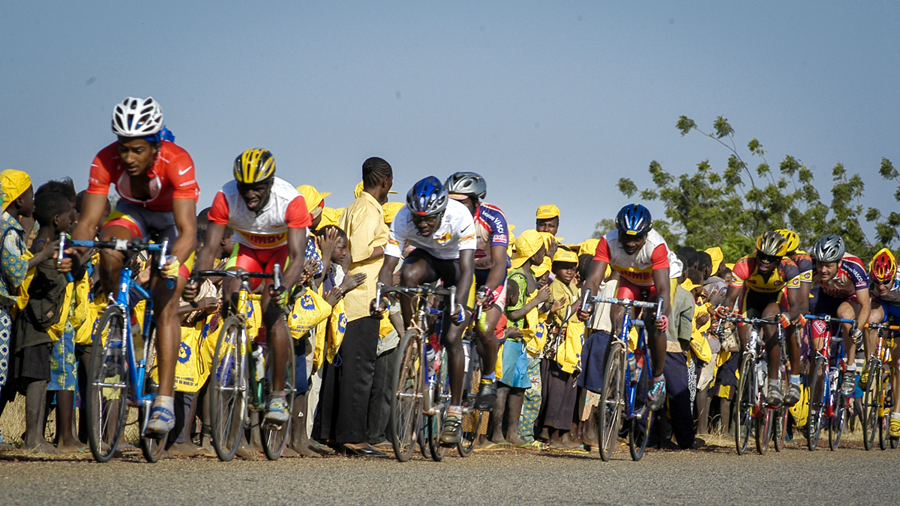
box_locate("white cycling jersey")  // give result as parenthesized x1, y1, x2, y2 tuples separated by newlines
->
(209, 176, 310, 249)
(385, 199, 476, 260)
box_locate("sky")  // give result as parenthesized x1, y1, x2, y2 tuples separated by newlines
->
(1, 1, 897, 247)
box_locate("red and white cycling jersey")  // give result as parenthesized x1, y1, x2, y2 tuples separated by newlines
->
(593, 229, 670, 288)
(812, 253, 869, 299)
(87, 141, 199, 212)
(208, 177, 311, 250)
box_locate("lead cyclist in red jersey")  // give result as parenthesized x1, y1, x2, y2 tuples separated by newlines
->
(67, 97, 198, 436)
(577, 204, 671, 412)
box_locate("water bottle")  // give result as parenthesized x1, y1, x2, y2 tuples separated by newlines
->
(829, 368, 839, 393)
(757, 359, 767, 393)
(628, 350, 643, 384)
(252, 346, 266, 383)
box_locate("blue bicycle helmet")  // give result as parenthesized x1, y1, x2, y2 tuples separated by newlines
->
(615, 203, 653, 236)
(406, 176, 449, 217)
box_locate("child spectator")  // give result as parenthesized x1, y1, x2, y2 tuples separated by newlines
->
(11, 190, 73, 453)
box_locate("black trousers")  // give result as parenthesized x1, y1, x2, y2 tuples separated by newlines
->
(314, 316, 379, 444)
(366, 345, 399, 444)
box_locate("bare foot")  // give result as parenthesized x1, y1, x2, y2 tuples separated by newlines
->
(24, 439, 60, 454)
(289, 442, 322, 458)
(168, 442, 202, 457)
(506, 434, 526, 447)
(197, 438, 216, 457)
(490, 433, 509, 445)
(281, 447, 299, 458)
(56, 441, 86, 453)
(235, 441, 260, 460)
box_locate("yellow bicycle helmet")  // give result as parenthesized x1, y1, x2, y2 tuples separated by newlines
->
(756, 231, 790, 257)
(775, 229, 800, 254)
(234, 148, 276, 184)
(870, 248, 897, 284)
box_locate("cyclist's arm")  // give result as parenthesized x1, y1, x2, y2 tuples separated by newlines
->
(856, 287, 872, 331)
(652, 267, 671, 317)
(70, 192, 109, 250)
(194, 222, 226, 274)
(378, 254, 400, 287)
(282, 226, 308, 290)
(785, 285, 803, 321)
(722, 284, 741, 313)
(171, 197, 198, 267)
(796, 281, 811, 316)
(457, 249, 475, 310)
(484, 244, 507, 292)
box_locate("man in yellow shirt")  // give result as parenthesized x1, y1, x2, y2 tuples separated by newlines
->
(316, 157, 393, 457)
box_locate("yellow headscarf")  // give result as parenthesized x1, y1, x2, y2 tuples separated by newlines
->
(0, 170, 31, 210)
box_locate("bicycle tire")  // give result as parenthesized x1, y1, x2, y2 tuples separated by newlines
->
(879, 369, 889, 451)
(209, 316, 247, 461)
(86, 306, 129, 463)
(773, 362, 788, 452)
(261, 342, 295, 460)
(828, 370, 848, 451)
(427, 349, 450, 461)
(806, 358, 825, 451)
(627, 403, 653, 461)
(734, 354, 754, 455)
(458, 349, 486, 457)
(390, 329, 423, 462)
(862, 361, 880, 451)
(755, 404, 772, 455)
(599, 342, 626, 462)
(140, 324, 167, 463)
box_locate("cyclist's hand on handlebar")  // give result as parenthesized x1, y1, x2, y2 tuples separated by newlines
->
(656, 314, 669, 332)
(796, 314, 807, 327)
(476, 286, 500, 308)
(451, 303, 469, 324)
(269, 284, 288, 308)
(778, 312, 792, 329)
(162, 256, 181, 279)
(576, 301, 593, 322)
(714, 305, 731, 319)
(370, 297, 389, 316)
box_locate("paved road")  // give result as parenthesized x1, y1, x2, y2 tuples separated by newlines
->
(3, 443, 899, 505)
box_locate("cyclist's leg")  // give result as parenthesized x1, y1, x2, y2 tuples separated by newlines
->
(436, 257, 470, 406)
(397, 249, 438, 325)
(863, 301, 885, 366)
(762, 300, 783, 379)
(837, 298, 860, 366)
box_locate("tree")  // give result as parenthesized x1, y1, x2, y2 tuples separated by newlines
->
(604, 115, 882, 261)
(866, 158, 900, 248)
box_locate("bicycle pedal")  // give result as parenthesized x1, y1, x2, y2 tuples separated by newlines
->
(262, 421, 285, 431)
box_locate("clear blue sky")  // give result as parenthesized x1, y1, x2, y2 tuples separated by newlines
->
(1, 1, 896, 249)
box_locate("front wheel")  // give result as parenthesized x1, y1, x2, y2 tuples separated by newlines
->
(260, 341, 295, 461)
(862, 361, 881, 451)
(734, 354, 754, 455)
(458, 347, 487, 458)
(390, 329, 423, 462)
(86, 307, 129, 463)
(140, 324, 167, 463)
(426, 349, 449, 462)
(209, 316, 248, 461)
(599, 342, 625, 462)
(828, 368, 848, 451)
(806, 358, 825, 451)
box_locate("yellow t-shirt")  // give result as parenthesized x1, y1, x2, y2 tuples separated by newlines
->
(339, 192, 389, 322)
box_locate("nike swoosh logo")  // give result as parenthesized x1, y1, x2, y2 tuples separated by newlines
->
(178, 166, 193, 176)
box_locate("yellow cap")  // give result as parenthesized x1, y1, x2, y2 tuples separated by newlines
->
(553, 248, 578, 264)
(725, 263, 735, 271)
(533, 257, 551, 278)
(382, 202, 405, 224)
(705, 247, 724, 275)
(296, 185, 330, 219)
(579, 238, 600, 257)
(317, 206, 343, 230)
(510, 229, 544, 269)
(355, 181, 398, 198)
(681, 278, 702, 292)
(536, 204, 560, 220)
(0, 170, 31, 210)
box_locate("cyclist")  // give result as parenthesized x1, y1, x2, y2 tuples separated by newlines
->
(67, 97, 198, 436)
(577, 203, 672, 412)
(776, 229, 813, 405)
(444, 171, 508, 410)
(376, 176, 476, 444)
(809, 234, 871, 394)
(864, 248, 900, 437)
(720, 232, 802, 406)
(186, 148, 310, 426)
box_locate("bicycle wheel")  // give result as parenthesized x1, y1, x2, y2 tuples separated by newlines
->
(458, 350, 486, 457)
(879, 369, 890, 451)
(86, 307, 129, 463)
(773, 362, 788, 452)
(140, 324, 167, 463)
(755, 405, 773, 455)
(427, 349, 450, 462)
(209, 316, 247, 461)
(390, 329, 423, 462)
(599, 342, 626, 462)
(627, 403, 653, 461)
(734, 354, 754, 455)
(828, 369, 848, 451)
(862, 361, 880, 451)
(261, 343, 295, 460)
(806, 358, 825, 451)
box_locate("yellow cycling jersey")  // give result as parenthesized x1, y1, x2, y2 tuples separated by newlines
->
(729, 256, 801, 294)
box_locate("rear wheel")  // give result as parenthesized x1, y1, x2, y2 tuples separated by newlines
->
(773, 362, 789, 452)
(261, 342, 295, 461)
(599, 342, 625, 462)
(389, 329, 423, 462)
(806, 358, 825, 451)
(862, 361, 881, 451)
(734, 354, 754, 455)
(828, 368, 848, 451)
(628, 344, 653, 462)
(879, 369, 890, 451)
(86, 307, 129, 463)
(755, 406, 773, 455)
(140, 325, 167, 463)
(427, 349, 449, 462)
(209, 316, 247, 461)
(458, 345, 486, 457)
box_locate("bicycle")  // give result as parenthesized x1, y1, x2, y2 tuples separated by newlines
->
(801, 314, 853, 451)
(377, 281, 460, 462)
(716, 314, 788, 455)
(60, 235, 173, 463)
(192, 266, 295, 461)
(581, 291, 660, 462)
(861, 320, 898, 451)
(457, 320, 489, 457)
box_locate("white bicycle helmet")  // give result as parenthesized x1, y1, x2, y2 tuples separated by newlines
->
(111, 97, 164, 138)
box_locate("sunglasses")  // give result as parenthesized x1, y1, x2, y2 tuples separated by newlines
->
(757, 253, 781, 264)
(412, 213, 440, 225)
(873, 278, 894, 287)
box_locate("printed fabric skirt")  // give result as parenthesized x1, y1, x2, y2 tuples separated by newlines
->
(0, 308, 10, 389)
(48, 327, 77, 391)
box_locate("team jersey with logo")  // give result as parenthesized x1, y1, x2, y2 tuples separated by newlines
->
(87, 141, 199, 212)
(474, 203, 510, 271)
(730, 256, 801, 294)
(790, 252, 814, 284)
(593, 229, 670, 288)
(208, 177, 311, 250)
(385, 199, 476, 260)
(813, 254, 870, 298)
